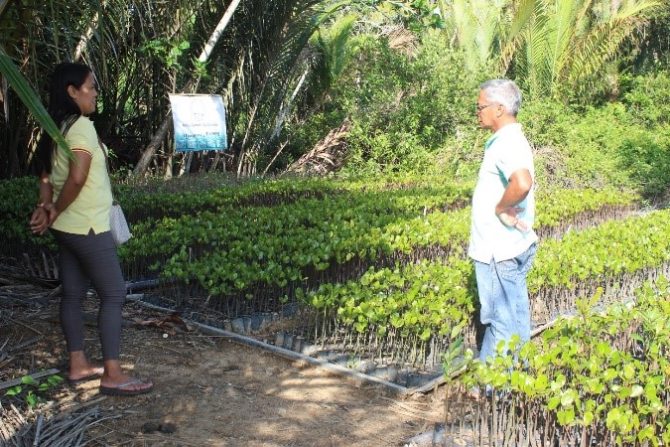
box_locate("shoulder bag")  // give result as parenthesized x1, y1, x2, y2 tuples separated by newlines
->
(102, 142, 132, 245)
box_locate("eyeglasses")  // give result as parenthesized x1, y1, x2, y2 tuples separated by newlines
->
(476, 103, 496, 113)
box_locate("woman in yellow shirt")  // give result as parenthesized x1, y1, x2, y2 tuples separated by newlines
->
(30, 62, 152, 396)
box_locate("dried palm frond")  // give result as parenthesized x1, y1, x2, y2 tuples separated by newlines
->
(283, 119, 351, 175)
(0, 402, 107, 447)
(385, 26, 419, 57)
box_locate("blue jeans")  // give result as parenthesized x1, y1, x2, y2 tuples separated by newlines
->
(475, 243, 537, 362)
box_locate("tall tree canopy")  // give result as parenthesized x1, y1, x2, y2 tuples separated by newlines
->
(0, 0, 665, 179)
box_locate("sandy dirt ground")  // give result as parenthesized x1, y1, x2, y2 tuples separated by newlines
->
(1, 296, 445, 446)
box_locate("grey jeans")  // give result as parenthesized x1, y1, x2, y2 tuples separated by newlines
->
(52, 229, 125, 360)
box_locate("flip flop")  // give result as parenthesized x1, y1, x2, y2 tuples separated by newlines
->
(99, 379, 153, 397)
(67, 367, 105, 385)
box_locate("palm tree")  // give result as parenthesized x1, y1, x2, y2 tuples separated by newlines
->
(0, 0, 441, 178)
(438, 0, 510, 73)
(0, 0, 200, 176)
(132, 0, 243, 177)
(437, 0, 662, 99)
(309, 13, 358, 102)
(500, 0, 662, 99)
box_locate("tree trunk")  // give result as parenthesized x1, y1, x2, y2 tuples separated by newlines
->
(133, 116, 171, 176)
(236, 94, 262, 176)
(133, 0, 242, 177)
(197, 0, 242, 64)
(262, 140, 288, 176)
(72, 1, 106, 62)
(271, 66, 309, 141)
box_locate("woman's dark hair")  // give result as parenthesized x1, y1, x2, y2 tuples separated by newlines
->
(36, 62, 92, 174)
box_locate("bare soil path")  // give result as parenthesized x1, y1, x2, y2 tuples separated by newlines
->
(1, 296, 443, 446)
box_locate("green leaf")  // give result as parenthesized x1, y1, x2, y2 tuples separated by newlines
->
(547, 395, 561, 410)
(583, 411, 594, 426)
(560, 390, 575, 407)
(21, 375, 37, 386)
(623, 364, 635, 380)
(557, 408, 575, 426)
(0, 48, 71, 158)
(5, 385, 22, 396)
(26, 391, 38, 408)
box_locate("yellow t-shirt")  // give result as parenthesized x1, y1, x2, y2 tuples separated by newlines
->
(50, 116, 113, 235)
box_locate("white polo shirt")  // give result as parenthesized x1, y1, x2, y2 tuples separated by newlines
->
(468, 123, 537, 263)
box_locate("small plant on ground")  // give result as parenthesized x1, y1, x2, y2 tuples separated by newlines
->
(4, 373, 64, 409)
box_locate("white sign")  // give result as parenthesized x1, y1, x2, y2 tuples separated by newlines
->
(169, 94, 228, 152)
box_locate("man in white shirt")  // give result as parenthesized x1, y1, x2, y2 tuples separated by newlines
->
(469, 79, 538, 362)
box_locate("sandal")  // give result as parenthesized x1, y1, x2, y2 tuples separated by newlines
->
(99, 379, 153, 396)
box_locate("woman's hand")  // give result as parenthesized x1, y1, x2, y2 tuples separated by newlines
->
(46, 204, 59, 226)
(30, 205, 51, 235)
(30, 203, 59, 235)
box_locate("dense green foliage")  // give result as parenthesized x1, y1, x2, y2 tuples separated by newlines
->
(531, 210, 670, 289)
(1, 173, 647, 372)
(0, 0, 441, 178)
(622, 72, 670, 127)
(2, 1, 670, 439)
(121, 182, 634, 296)
(284, 26, 670, 198)
(287, 32, 482, 175)
(299, 257, 475, 340)
(126, 180, 471, 293)
(1, 1, 669, 188)
(300, 201, 662, 350)
(516, 97, 670, 195)
(460, 280, 670, 445)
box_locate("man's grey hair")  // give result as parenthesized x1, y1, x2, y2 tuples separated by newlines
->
(480, 79, 522, 116)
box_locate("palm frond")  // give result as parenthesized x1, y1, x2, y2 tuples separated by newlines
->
(500, 0, 661, 99)
(249, 0, 351, 147)
(548, 0, 582, 88)
(311, 13, 358, 90)
(0, 47, 70, 155)
(524, 3, 552, 94)
(564, 0, 660, 88)
(499, 0, 536, 73)
(444, 0, 510, 71)
(609, 0, 663, 22)
(566, 18, 642, 87)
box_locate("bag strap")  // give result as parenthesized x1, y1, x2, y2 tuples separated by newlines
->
(52, 115, 79, 163)
(98, 140, 119, 205)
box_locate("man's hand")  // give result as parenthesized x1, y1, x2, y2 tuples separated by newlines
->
(496, 205, 529, 232)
